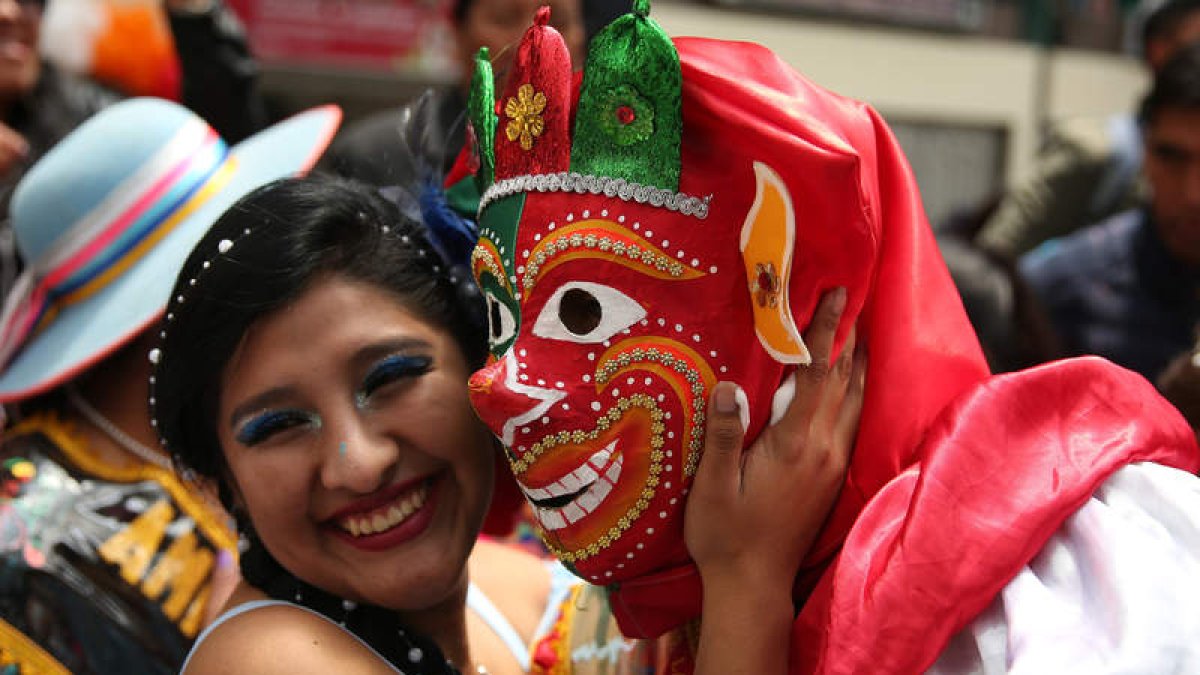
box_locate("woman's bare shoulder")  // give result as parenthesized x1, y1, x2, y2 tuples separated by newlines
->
(184, 599, 396, 675)
(469, 538, 555, 626)
(470, 538, 552, 590)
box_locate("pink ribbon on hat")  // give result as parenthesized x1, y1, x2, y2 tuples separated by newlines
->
(0, 119, 232, 370)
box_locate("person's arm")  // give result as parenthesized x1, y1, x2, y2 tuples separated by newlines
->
(684, 287, 865, 675)
(975, 117, 1118, 260)
(165, 0, 268, 143)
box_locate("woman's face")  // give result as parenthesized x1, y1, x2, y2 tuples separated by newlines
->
(217, 275, 495, 610)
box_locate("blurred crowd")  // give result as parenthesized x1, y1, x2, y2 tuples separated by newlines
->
(0, 0, 1199, 671)
(938, 0, 1200, 440)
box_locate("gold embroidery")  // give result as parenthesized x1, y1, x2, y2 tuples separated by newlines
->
(0, 619, 69, 675)
(98, 499, 173, 585)
(505, 83, 548, 151)
(11, 413, 236, 551)
(178, 582, 211, 638)
(9, 413, 232, 639)
(141, 529, 215, 623)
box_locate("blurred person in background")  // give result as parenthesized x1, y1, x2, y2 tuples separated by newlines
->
(321, 0, 584, 185)
(977, 0, 1200, 260)
(1020, 42, 1200, 414)
(0, 0, 267, 297)
(937, 0, 1200, 374)
(0, 97, 337, 674)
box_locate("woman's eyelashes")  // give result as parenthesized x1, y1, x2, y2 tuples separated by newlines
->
(235, 409, 322, 446)
(357, 353, 433, 405)
(232, 354, 432, 444)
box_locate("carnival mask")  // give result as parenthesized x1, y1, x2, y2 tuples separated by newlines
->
(464, 2, 988, 631)
(465, 1, 864, 587)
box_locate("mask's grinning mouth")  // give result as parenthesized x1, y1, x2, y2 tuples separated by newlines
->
(520, 440, 622, 530)
(531, 484, 590, 509)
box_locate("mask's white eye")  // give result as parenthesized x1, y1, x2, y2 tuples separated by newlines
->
(485, 292, 518, 350)
(533, 281, 646, 343)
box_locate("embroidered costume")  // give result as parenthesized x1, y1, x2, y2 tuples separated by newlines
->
(0, 98, 340, 674)
(0, 413, 233, 674)
(459, 3, 1200, 672)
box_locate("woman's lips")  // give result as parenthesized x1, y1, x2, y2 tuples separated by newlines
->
(326, 474, 440, 551)
(337, 482, 429, 537)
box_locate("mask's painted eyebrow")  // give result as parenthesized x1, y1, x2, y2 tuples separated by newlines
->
(519, 220, 705, 298)
(472, 238, 514, 293)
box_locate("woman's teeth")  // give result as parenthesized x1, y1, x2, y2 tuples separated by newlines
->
(339, 484, 429, 537)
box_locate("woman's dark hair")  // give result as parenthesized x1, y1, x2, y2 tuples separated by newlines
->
(151, 175, 486, 511)
(152, 175, 480, 673)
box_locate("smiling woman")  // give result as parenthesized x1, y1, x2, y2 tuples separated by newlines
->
(150, 176, 537, 675)
(148, 171, 862, 675)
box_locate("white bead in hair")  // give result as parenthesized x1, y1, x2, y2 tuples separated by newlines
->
(150, 225, 257, 452)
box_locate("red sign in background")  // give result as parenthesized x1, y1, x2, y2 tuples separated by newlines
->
(226, 0, 457, 73)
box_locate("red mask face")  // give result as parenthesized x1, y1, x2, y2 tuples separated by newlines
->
(464, 4, 989, 630)
(464, 4, 842, 585)
(471, 186, 747, 582)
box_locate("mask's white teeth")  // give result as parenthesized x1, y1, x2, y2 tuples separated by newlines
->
(523, 447, 623, 532)
(338, 483, 430, 537)
(522, 440, 616, 501)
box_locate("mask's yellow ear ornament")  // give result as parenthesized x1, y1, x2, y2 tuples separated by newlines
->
(740, 161, 810, 364)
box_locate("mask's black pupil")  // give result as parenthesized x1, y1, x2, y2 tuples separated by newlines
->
(489, 300, 503, 339)
(560, 288, 602, 335)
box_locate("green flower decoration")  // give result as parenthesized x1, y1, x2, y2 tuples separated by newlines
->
(598, 85, 654, 147)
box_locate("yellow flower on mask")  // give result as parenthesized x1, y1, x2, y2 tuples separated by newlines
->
(505, 84, 547, 151)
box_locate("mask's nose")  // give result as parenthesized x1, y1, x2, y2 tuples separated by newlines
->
(469, 353, 565, 447)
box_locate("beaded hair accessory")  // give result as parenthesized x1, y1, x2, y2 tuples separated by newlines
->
(146, 193, 462, 448)
(148, 91, 480, 448)
(145, 197, 468, 675)
(145, 221, 257, 448)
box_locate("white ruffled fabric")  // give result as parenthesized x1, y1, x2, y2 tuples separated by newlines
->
(928, 462, 1200, 674)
